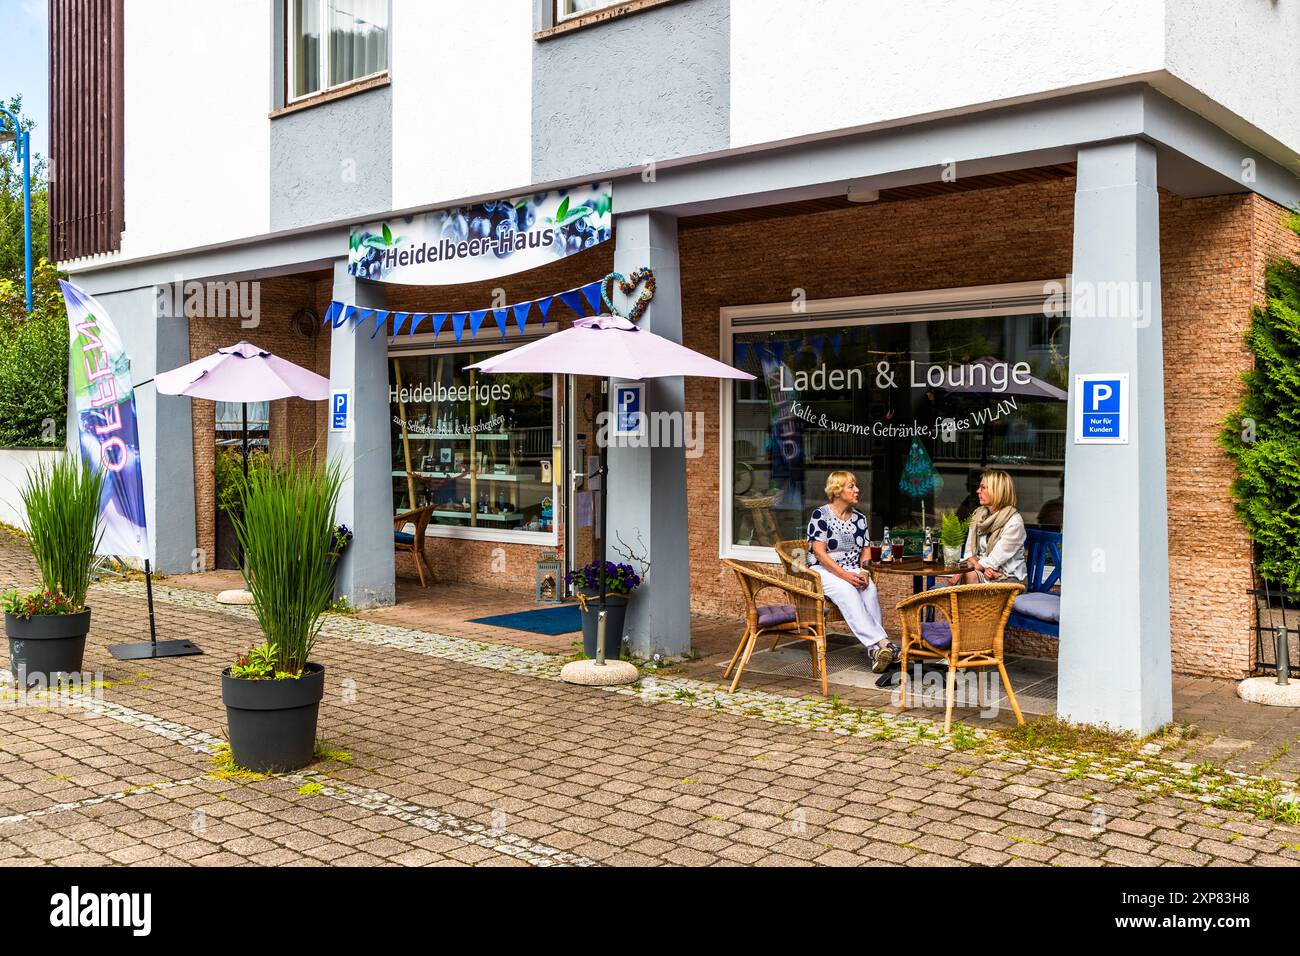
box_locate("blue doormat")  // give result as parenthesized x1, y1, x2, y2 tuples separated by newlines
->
(468, 604, 582, 635)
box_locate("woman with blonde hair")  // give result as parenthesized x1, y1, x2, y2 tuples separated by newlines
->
(948, 469, 1028, 586)
(806, 470, 898, 673)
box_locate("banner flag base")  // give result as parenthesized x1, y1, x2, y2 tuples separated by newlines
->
(108, 559, 203, 661)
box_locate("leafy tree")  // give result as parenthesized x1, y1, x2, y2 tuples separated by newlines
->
(1221, 214, 1300, 588)
(0, 95, 48, 278)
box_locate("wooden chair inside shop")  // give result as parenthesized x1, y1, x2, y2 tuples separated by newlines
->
(393, 505, 435, 588)
(721, 559, 831, 695)
(895, 582, 1025, 733)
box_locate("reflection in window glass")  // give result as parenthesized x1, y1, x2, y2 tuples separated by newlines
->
(389, 354, 555, 535)
(328, 0, 389, 87)
(730, 313, 1070, 551)
(290, 0, 321, 99)
(558, 0, 621, 20)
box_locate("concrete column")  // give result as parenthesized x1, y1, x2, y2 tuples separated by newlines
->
(328, 260, 395, 608)
(608, 211, 691, 657)
(68, 285, 196, 574)
(1057, 139, 1172, 734)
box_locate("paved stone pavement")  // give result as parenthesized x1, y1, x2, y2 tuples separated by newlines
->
(5, 535, 1300, 866)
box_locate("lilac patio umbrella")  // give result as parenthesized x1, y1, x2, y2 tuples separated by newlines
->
(155, 340, 330, 479)
(466, 313, 755, 667)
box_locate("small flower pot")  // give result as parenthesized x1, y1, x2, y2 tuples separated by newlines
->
(577, 587, 629, 660)
(221, 662, 325, 773)
(5, 608, 91, 687)
(942, 545, 962, 570)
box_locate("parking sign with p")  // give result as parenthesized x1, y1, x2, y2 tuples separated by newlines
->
(330, 388, 352, 433)
(1074, 373, 1128, 444)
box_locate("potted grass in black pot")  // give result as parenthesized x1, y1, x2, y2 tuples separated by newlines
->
(222, 458, 343, 772)
(4, 455, 104, 686)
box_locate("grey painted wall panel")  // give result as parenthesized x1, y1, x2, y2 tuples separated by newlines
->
(270, 87, 393, 232)
(532, 0, 729, 184)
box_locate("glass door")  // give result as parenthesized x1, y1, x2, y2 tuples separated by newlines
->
(565, 374, 603, 590)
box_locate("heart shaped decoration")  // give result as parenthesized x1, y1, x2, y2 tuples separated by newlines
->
(601, 267, 656, 323)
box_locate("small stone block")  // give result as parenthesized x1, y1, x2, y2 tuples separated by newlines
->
(560, 660, 640, 686)
(1237, 676, 1300, 707)
(216, 589, 255, 606)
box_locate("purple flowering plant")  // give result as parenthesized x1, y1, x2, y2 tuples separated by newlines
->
(565, 559, 642, 596)
(329, 524, 353, 555)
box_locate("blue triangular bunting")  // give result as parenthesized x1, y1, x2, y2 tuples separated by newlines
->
(396, 312, 415, 336)
(492, 308, 510, 341)
(430, 313, 447, 339)
(581, 281, 603, 315)
(335, 304, 355, 328)
(323, 301, 341, 327)
(536, 296, 553, 328)
(451, 313, 467, 343)
(468, 309, 489, 339)
(512, 301, 531, 334)
(371, 310, 397, 339)
(558, 289, 586, 318)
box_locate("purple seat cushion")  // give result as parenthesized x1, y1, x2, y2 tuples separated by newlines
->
(756, 603, 797, 627)
(1013, 591, 1061, 623)
(921, 621, 952, 649)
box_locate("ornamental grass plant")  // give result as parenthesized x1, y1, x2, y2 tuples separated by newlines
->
(230, 457, 343, 677)
(19, 454, 104, 610)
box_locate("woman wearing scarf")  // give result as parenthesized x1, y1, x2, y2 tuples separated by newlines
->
(947, 469, 1028, 586)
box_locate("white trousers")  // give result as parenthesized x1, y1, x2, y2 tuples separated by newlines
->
(815, 565, 889, 649)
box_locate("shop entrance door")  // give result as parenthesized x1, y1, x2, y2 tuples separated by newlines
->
(565, 374, 603, 590)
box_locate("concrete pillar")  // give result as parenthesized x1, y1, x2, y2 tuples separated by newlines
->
(69, 284, 196, 574)
(1057, 140, 1172, 734)
(328, 260, 395, 608)
(608, 211, 691, 657)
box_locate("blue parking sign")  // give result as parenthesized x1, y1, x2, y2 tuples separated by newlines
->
(1074, 374, 1128, 444)
(613, 383, 645, 438)
(330, 388, 351, 432)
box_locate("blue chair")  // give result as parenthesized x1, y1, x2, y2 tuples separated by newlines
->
(1006, 529, 1061, 638)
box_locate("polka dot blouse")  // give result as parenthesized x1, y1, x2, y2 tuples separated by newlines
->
(806, 505, 868, 571)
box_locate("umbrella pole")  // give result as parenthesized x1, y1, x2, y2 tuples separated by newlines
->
(238, 401, 249, 571)
(596, 378, 609, 666)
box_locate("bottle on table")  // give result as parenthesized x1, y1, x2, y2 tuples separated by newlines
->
(923, 527, 935, 562)
(881, 526, 893, 562)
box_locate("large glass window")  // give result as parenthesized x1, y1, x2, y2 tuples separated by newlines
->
(290, 0, 389, 101)
(390, 353, 556, 538)
(729, 311, 1069, 552)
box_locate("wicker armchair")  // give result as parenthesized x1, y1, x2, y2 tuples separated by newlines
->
(773, 539, 853, 634)
(721, 559, 831, 695)
(895, 582, 1025, 733)
(393, 505, 435, 588)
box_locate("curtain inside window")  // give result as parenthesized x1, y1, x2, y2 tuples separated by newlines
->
(329, 0, 389, 87)
(291, 0, 321, 98)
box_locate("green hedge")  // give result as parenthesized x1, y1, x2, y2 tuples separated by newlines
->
(0, 261, 67, 448)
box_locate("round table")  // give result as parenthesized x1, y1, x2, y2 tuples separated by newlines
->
(867, 558, 959, 594)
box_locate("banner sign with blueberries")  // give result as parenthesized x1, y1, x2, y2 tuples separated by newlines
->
(348, 183, 613, 285)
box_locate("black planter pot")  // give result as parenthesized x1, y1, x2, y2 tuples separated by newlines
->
(221, 662, 325, 773)
(5, 608, 91, 686)
(577, 588, 630, 659)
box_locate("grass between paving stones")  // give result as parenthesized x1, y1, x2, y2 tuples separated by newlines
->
(91, 577, 1300, 826)
(208, 740, 355, 783)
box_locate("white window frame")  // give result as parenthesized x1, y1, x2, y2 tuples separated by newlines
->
(388, 334, 560, 547)
(287, 0, 391, 104)
(556, 0, 622, 22)
(718, 279, 1070, 564)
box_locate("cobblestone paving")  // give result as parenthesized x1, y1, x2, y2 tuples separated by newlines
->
(4, 537, 1300, 866)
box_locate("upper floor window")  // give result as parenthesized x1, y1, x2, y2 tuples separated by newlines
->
(557, 0, 621, 20)
(289, 0, 389, 101)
